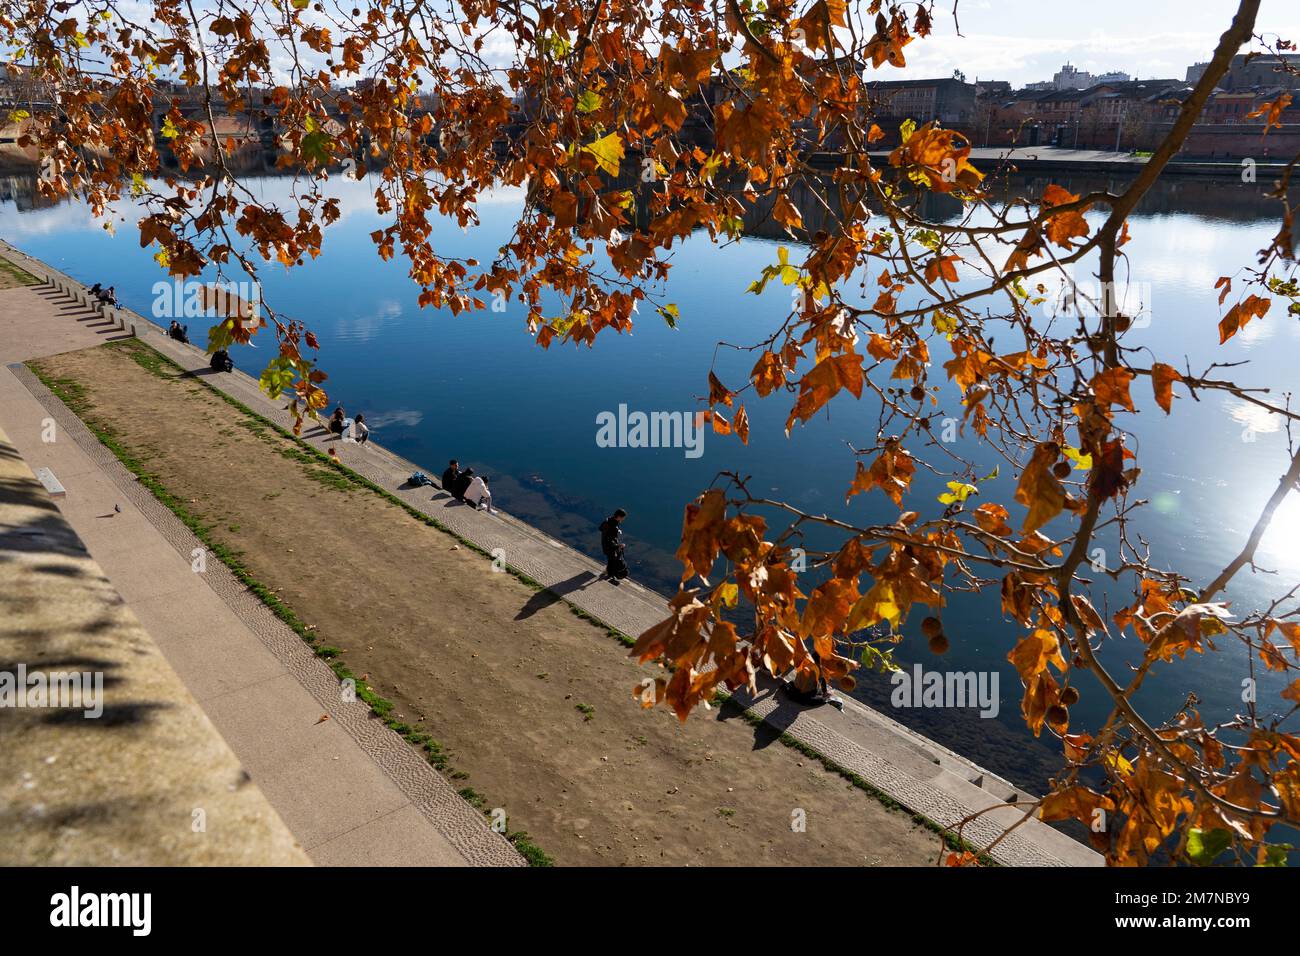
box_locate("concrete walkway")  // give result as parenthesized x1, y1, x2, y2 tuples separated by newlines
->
(0, 278, 521, 866)
(0, 422, 310, 865)
(0, 240, 1100, 866)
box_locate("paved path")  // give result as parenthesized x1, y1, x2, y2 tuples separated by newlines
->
(0, 279, 521, 866)
(0, 240, 1101, 866)
(0, 422, 311, 865)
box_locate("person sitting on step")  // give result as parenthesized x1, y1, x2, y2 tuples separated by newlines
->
(463, 472, 495, 513)
(452, 467, 476, 502)
(209, 349, 234, 373)
(442, 459, 463, 499)
(328, 406, 347, 439)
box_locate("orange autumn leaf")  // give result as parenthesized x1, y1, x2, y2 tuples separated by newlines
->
(972, 502, 1013, 537)
(797, 0, 849, 53)
(1218, 294, 1271, 344)
(1041, 184, 1091, 250)
(1008, 627, 1067, 683)
(1150, 362, 1182, 414)
(772, 193, 804, 232)
(1091, 367, 1136, 412)
(751, 351, 787, 397)
(1089, 439, 1130, 500)
(888, 123, 982, 193)
(846, 442, 915, 507)
(1014, 443, 1068, 533)
(1275, 763, 1300, 822)
(785, 352, 864, 432)
(1020, 670, 1063, 737)
(866, 332, 899, 361)
(1283, 680, 1300, 706)
(708, 370, 734, 407)
(1215, 275, 1232, 306)
(552, 191, 578, 229)
(800, 577, 860, 640)
(924, 254, 960, 284)
(1039, 785, 1115, 826)
(674, 489, 728, 581)
(1004, 223, 1045, 273)
(1246, 92, 1293, 134)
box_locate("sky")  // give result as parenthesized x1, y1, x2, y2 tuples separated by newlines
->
(878, 0, 1300, 87)
(46, 0, 1300, 90)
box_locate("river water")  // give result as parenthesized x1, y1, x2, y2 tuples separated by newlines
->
(3, 167, 1297, 792)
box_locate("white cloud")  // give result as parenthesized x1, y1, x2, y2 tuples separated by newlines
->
(337, 298, 401, 343)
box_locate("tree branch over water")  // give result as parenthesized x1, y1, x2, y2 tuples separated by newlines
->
(6, 0, 1300, 865)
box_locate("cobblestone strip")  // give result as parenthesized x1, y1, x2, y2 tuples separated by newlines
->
(729, 683, 1069, 866)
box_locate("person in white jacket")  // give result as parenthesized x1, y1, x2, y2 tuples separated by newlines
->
(463, 473, 495, 513)
(351, 413, 370, 445)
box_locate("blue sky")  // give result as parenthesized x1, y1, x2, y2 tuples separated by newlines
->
(885, 0, 1299, 86)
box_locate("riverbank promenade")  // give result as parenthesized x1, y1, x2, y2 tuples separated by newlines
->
(848, 145, 1276, 177)
(0, 262, 521, 866)
(0, 240, 1100, 866)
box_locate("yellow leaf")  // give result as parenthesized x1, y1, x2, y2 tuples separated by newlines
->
(937, 481, 977, 505)
(582, 132, 624, 177)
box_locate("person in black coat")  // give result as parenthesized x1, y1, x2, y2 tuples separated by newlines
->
(209, 349, 234, 373)
(454, 467, 476, 501)
(328, 406, 346, 438)
(442, 460, 462, 498)
(599, 509, 629, 581)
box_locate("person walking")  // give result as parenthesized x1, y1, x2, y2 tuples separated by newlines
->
(599, 508, 629, 582)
